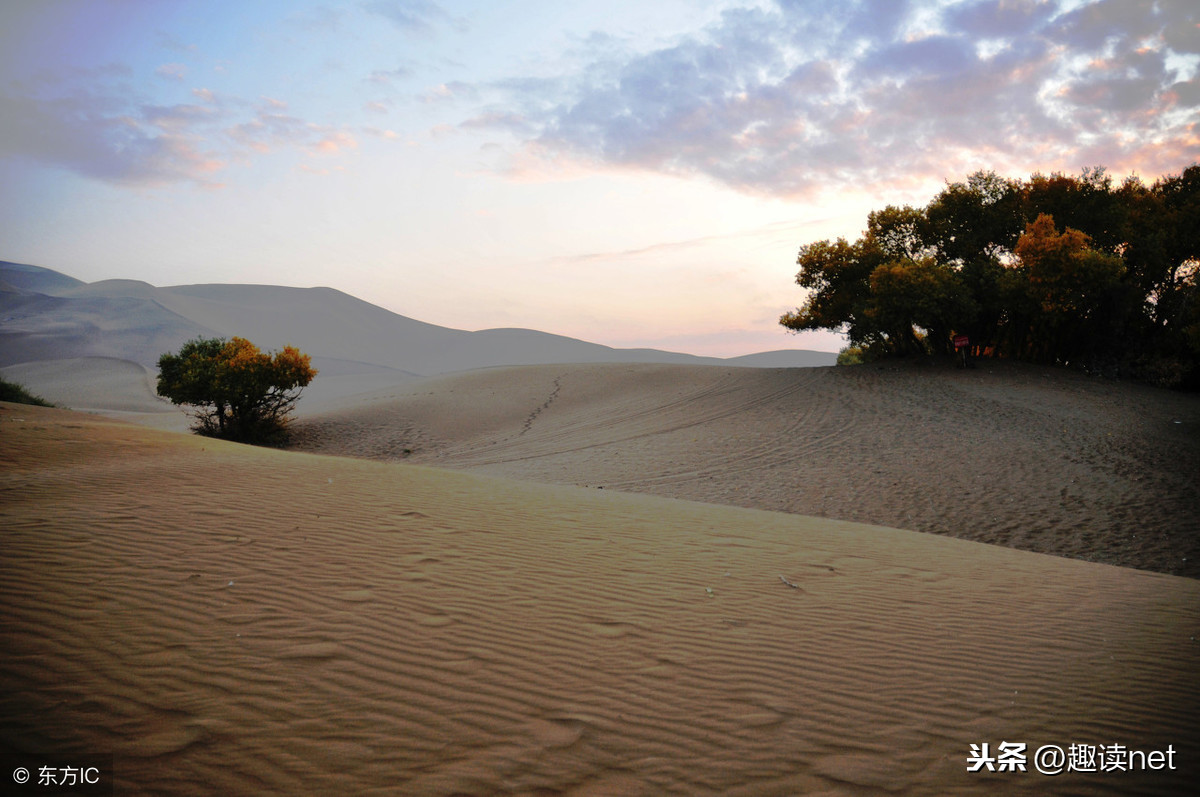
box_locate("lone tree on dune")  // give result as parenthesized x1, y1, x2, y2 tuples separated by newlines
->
(157, 336, 317, 444)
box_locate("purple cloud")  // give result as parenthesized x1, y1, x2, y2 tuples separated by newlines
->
(0, 68, 358, 187)
(361, 0, 465, 36)
(945, 0, 1058, 38)
(484, 0, 1199, 197)
(367, 66, 414, 86)
(859, 35, 977, 79)
(154, 62, 188, 82)
(0, 90, 224, 186)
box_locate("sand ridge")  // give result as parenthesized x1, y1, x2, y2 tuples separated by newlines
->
(291, 360, 1200, 579)
(0, 262, 836, 379)
(3, 403, 1198, 794)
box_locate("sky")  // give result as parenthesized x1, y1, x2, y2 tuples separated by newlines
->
(1, 0, 1197, 357)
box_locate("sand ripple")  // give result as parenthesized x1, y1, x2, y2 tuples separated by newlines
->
(292, 362, 1200, 578)
(3, 403, 1198, 794)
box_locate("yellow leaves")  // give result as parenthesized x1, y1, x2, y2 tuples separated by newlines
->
(209, 337, 315, 389)
(1015, 214, 1091, 284)
(1015, 214, 1124, 315)
(270, 345, 317, 388)
(221, 337, 270, 372)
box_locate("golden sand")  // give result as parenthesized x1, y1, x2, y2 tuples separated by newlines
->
(293, 361, 1200, 578)
(2, 402, 1197, 794)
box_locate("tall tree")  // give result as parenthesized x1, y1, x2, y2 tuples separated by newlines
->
(781, 164, 1200, 386)
(1011, 214, 1125, 364)
(865, 257, 974, 356)
(780, 236, 886, 349)
(925, 170, 1023, 267)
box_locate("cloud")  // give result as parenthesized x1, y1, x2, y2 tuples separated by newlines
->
(0, 90, 224, 186)
(362, 126, 405, 141)
(311, 131, 358, 155)
(367, 66, 414, 86)
(555, 219, 815, 266)
(361, 0, 465, 36)
(225, 100, 359, 165)
(1160, 0, 1200, 53)
(154, 62, 188, 81)
(859, 35, 978, 79)
(460, 111, 535, 135)
(420, 80, 479, 104)
(154, 30, 198, 55)
(141, 101, 219, 131)
(487, 0, 1200, 197)
(0, 67, 357, 188)
(226, 109, 309, 154)
(945, 0, 1058, 39)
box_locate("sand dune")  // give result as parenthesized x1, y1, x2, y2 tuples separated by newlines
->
(0, 262, 836, 378)
(292, 360, 1200, 579)
(4, 259, 1197, 792)
(0, 260, 85, 294)
(2, 403, 1197, 794)
(0, 357, 176, 414)
(0, 261, 834, 435)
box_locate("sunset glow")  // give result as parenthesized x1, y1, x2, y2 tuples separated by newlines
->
(2, 0, 1197, 356)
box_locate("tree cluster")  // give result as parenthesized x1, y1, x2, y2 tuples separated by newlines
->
(157, 337, 317, 444)
(781, 165, 1200, 387)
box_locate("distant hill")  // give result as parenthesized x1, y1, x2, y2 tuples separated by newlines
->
(0, 260, 86, 295)
(0, 261, 836, 376)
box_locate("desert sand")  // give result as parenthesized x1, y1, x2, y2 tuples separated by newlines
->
(2, 401, 1198, 795)
(4, 263, 1199, 793)
(291, 359, 1200, 579)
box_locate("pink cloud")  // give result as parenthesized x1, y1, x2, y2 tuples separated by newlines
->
(0, 62, 361, 189)
(311, 131, 358, 155)
(496, 0, 1199, 198)
(154, 63, 188, 81)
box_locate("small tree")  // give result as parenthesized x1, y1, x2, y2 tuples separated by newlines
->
(157, 336, 317, 444)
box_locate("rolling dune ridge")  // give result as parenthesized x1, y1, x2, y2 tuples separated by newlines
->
(3, 403, 1197, 794)
(292, 360, 1200, 578)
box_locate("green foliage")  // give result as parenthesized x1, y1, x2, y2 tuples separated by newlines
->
(836, 346, 864, 366)
(781, 164, 1200, 387)
(157, 336, 317, 444)
(866, 257, 976, 356)
(781, 238, 873, 335)
(0, 377, 55, 407)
